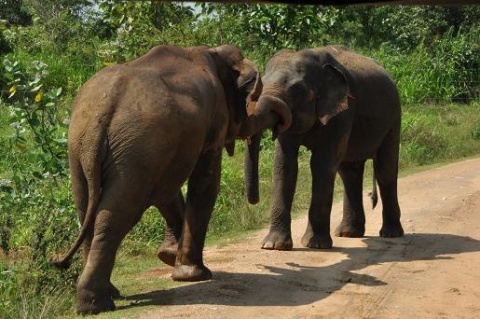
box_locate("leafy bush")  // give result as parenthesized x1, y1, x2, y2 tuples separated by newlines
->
(0, 57, 79, 318)
(366, 27, 480, 106)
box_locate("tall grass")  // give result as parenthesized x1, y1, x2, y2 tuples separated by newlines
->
(367, 27, 480, 105)
(401, 103, 480, 167)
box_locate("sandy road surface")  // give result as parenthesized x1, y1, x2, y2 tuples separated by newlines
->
(130, 158, 480, 319)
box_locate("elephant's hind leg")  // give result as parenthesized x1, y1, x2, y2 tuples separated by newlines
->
(76, 181, 148, 315)
(335, 160, 367, 237)
(156, 192, 185, 267)
(374, 127, 404, 238)
(70, 158, 121, 300)
(171, 149, 221, 282)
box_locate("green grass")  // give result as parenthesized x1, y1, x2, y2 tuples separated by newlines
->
(400, 103, 480, 167)
(6, 50, 103, 99)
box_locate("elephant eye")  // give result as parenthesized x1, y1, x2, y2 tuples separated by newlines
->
(289, 82, 308, 97)
(239, 76, 256, 90)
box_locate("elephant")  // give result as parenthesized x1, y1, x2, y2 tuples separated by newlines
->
(245, 45, 403, 251)
(52, 44, 292, 315)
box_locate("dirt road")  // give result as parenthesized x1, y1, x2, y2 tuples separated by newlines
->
(133, 158, 480, 319)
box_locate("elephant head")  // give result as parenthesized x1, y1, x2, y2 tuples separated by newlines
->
(209, 45, 292, 157)
(245, 48, 351, 204)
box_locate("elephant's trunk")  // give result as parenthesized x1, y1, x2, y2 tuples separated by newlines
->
(239, 95, 292, 138)
(242, 95, 291, 205)
(245, 132, 262, 204)
(256, 95, 292, 134)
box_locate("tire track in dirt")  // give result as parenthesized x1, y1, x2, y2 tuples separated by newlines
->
(354, 236, 435, 318)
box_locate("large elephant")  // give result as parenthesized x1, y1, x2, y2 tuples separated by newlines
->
(52, 44, 292, 315)
(245, 45, 403, 251)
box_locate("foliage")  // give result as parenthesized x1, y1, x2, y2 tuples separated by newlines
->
(23, 0, 92, 21)
(96, 1, 195, 62)
(365, 25, 480, 105)
(0, 0, 32, 26)
(0, 57, 79, 318)
(0, 19, 11, 57)
(196, 4, 341, 65)
(212, 5, 327, 48)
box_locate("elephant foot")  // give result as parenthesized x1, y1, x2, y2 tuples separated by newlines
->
(380, 222, 404, 238)
(76, 290, 115, 315)
(301, 231, 333, 249)
(261, 230, 293, 250)
(157, 240, 178, 267)
(335, 222, 365, 238)
(172, 264, 212, 282)
(109, 282, 121, 299)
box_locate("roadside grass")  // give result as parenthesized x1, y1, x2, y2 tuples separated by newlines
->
(400, 102, 480, 168)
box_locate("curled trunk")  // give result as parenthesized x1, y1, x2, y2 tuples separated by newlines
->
(239, 95, 292, 138)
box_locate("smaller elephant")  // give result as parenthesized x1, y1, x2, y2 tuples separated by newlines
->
(245, 45, 403, 251)
(52, 44, 292, 315)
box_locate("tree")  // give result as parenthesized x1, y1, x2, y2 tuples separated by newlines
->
(94, 1, 195, 61)
(0, 0, 32, 26)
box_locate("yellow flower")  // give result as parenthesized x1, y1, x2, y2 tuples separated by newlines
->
(8, 85, 16, 98)
(35, 89, 44, 103)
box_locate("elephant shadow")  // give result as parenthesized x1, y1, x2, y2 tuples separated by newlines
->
(120, 233, 480, 309)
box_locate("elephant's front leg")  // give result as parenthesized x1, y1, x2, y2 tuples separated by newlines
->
(171, 149, 221, 282)
(301, 149, 338, 249)
(156, 192, 185, 267)
(262, 137, 300, 250)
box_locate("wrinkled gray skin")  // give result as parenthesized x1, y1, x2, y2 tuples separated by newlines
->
(52, 44, 292, 315)
(245, 45, 403, 251)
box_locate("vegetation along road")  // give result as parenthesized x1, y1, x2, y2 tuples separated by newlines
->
(97, 157, 480, 319)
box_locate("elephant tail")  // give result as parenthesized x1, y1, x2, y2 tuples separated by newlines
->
(369, 171, 378, 209)
(52, 126, 108, 270)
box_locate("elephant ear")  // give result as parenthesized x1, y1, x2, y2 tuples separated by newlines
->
(210, 45, 262, 157)
(210, 45, 262, 102)
(316, 63, 350, 125)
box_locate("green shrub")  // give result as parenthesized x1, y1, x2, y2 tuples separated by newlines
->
(0, 57, 78, 318)
(368, 26, 480, 105)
